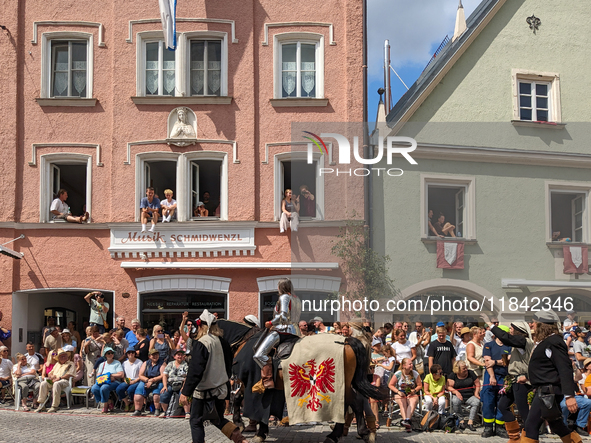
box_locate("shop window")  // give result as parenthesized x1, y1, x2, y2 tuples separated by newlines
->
(44, 307, 76, 330)
(551, 191, 587, 242)
(141, 291, 226, 333)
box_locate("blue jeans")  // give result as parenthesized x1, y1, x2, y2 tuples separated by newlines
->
(135, 381, 164, 398)
(160, 386, 181, 405)
(561, 395, 591, 428)
(91, 381, 121, 403)
(115, 382, 139, 401)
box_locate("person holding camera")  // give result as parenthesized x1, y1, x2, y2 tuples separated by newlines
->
(84, 291, 109, 333)
(297, 185, 316, 217)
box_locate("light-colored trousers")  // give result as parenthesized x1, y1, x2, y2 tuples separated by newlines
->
(38, 379, 69, 408)
(424, 395, 446, 414)
(280, 212, 299, 232)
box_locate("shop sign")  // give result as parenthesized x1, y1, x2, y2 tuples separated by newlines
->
(108, 223, 256, 258)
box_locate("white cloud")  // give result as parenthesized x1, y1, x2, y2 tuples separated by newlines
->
(368, 0, 481, 82)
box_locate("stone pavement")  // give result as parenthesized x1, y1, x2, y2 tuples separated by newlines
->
(0, 404, 573, 443)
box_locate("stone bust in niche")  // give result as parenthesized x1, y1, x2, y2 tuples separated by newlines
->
(167, 107, 197, 146)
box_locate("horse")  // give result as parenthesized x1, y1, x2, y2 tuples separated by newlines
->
(217, 320, 386, 443)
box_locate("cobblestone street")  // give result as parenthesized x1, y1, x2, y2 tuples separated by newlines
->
(0, 406, 571, 443)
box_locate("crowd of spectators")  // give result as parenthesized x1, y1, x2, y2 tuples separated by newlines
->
(1, 308, 591, 441)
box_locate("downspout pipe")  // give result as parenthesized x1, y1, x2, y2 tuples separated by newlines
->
(362, 0, 371, 249)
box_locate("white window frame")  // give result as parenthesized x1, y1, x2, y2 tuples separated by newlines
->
(421, 174, 476, 239)
(546, 181, 591, 243)
(182, 31, 228, 97)
(273, 151, 324, 221)
(512, 69, 561, 123)
(136, 31, 229, 97)
(273, 32, 324, 99)
(135, 151, 228, 222)
(41, 32, 94, 99)
(137, 32, 180, 97)
(39, 153, 93, 223)
(184, 151, 228, 221)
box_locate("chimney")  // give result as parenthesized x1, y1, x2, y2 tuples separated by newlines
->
(452, 0, 467, 42)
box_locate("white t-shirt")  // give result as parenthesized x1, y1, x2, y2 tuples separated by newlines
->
(13, 363, 35, 376)
(123, 359, 143, 379)
(162, 199, 177, 208)
(0, 359, 14, 378)
(392, 340, 415, 364)
(408, 331, 425, 363)
(456, 341, 468, 361)
(26, 353, 40, 370)
(564, 318, 574, 333)
(50, 198, 69, 218)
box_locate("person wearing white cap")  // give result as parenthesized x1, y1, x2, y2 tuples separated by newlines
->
(194, 201, 208, 217)
(61, 329, 77, 349)
(520, 310, 581, 443)
(252, 278, 301, 390)
(243, 315, 260, 328)
(180, 310, 248, 443)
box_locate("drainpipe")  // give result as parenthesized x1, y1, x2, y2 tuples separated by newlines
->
(362, 0, 371, 249)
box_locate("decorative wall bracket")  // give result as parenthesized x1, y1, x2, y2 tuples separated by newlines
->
(526, 15, 541, 34)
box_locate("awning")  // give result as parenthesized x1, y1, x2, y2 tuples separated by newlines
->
(502, 279, 591, 289)
(120, 261, 339, 270)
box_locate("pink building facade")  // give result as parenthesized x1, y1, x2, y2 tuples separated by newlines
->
(0, 0, 364, 352)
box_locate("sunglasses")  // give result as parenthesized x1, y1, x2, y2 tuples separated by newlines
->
(52, 352, 57, 356)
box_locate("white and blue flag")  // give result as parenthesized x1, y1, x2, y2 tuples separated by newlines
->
(159, 0, 177, 50)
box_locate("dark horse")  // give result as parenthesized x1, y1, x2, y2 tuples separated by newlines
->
(217, 320, 386, 443)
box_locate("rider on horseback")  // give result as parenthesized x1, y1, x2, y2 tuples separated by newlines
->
(253, 278, 302, 389)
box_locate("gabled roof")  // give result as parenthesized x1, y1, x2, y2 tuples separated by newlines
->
(386, 0, 506, 131)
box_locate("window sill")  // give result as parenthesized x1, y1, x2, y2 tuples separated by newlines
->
(131, 96, 233, 105)
(421, 236, 478, 245)
(547, 241, 591, 249)
(511, 120, 566, 130)
(270, 98, 329, 108)
(36, 98, 98, 107)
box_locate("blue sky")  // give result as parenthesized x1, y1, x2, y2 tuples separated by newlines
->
(367, 0, 481, 122)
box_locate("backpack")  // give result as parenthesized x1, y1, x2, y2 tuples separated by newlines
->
(420, 410, 440, 432)
(439, 412, 458, 433)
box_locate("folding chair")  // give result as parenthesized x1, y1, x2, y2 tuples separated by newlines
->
(11, 375, 21, 410)
(71, 380, 92, 409)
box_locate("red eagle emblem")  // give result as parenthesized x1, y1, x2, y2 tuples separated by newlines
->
(288, 358, 336, 411)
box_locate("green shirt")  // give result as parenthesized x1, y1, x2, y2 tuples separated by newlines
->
(424, 373, 446, 395)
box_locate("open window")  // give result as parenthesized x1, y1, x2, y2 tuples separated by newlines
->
(427, 185, 466, 238)
(551, 191, 586, 242)
(422, 175, 475, 239)
(274, 152, 324, 221)
(190, 159, 222, 219)
(144, 160, 177, 201)
(40, 153, 92, 223)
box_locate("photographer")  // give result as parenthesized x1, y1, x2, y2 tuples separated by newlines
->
(84, 291, 110, 334)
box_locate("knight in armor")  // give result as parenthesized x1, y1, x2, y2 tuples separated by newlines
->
(253, 278, 301, 389)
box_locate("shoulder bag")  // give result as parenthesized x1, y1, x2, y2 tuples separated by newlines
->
(537, 385, 562, 421)
(96, 362, 112, 386)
